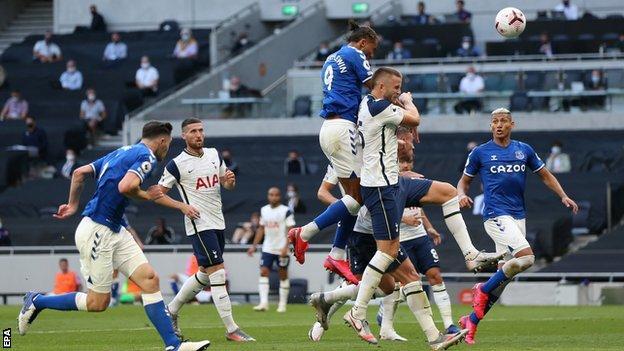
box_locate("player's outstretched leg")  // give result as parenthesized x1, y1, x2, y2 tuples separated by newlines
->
(323, 215, 360, 284)
(18, 290, 89, 335)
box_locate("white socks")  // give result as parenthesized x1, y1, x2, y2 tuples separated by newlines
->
(380, 283, 401, 333)
(75, 292, 88, 311)
(403, 281, 439, 342)
(209, 269, 239, 333)
(168, 271, 210, 315)
(279, 279, 290, 308)
(300, 222, 320, 241)
(324, 283, 359, 304)
(442, 196, 478, 259)
(258, 276, 269, 306)
(352, 251, 394, 319)
(502, 255, 535, 277)
(432, 283, 453, 329)
(329, 247, 347, 260)
(301, 195, 360, 242)
(142, 291, 164, 305)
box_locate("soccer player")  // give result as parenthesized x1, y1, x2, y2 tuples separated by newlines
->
(288, 21, 379, 283)
(246, 187, 294, 313)
(18, 121, 210, 351)
(456, 108, 579, 344)
(158, 118, 255, 342)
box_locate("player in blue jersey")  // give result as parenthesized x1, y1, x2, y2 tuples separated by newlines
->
(456, 108, 579, 344)
(289, 20, 379, 283)
(17, 121, 210, 351)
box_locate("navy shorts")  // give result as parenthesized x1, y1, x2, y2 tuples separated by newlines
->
(260, 252, 290, 270)
(397, 177, 433, 216)
(347, 231, 406, 275)
(401, 236, 440, 274)
(361, 184, 401, 241)
(191, 229, 225, 268)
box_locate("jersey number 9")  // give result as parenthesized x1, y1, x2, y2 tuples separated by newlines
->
(324, 66, 334, 91)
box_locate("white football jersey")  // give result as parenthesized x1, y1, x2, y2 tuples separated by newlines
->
(358, 95, 404, 187)
(399, 207, 427, 242)
(159, 148, 227, 236)
(322, 164, 346, 196)
(260, 204, 295, 255)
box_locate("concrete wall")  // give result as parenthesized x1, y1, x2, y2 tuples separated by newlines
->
(53, 0, 256, 33)
(259, 0, 318, 21)
(0, 0, 30, 31)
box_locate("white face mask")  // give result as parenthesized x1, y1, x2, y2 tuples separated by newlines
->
(141, 62, 150, 69)
(591, 75, 600, 84)
(87, 94, 96, 101)
(67, 67, 76, 72)
(66, 153, 76, 161)
(240, 38, 248, 45)
(287, 190, 296, 198)
(551, 146, 561, 154)
(319, 48, 328, 54)
(181, 33, 190, 41)
(462, 42, 470, 50)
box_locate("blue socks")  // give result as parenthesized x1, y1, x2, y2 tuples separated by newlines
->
(143, 299, 180, 348)
(469, 312, 480, 325)
(481, 269, 508, 294)
(332, 215, 356, 250)
(33, 293, 78, 311)
(313, 199, 351, 230)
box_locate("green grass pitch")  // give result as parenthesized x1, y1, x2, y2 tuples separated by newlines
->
(2, 304, 623, 350)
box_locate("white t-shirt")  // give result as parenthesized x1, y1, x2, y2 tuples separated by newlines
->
(135, 66, 159, 87)
(103, 42, 127, 60)
(159, 148, 227, 235)
(33, 40, 61, 58)
(399, 207, 427, 242)
(554, 3, 579, 20)
(459, 74, 485, 94)
(260, 204, 295, 255)
(322, 164, 345, 196)
(359, 95, 404, 187)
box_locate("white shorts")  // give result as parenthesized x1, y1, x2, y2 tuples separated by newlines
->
(75, 217, 147, 293)
(483, 216, 530, 256)
(319, 119, 362, 178)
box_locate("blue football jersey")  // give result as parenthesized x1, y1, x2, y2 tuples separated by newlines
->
(82, 143, 157, 232)
(319, 45, 373, 123)
(464, 140, 545, 220)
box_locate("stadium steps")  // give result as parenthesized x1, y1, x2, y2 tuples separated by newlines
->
(0, 1, 53, 55)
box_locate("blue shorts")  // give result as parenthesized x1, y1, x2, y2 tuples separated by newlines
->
(361, 184, 401, 241)
(191, 230, 225, 268)
(397, 177, 433, 216)
(347, 231, 406, 275)
(401, 236, 440, 274)
(260, 252, 290, 270)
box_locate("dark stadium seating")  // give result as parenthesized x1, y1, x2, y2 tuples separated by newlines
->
(374, 23, 473, 59)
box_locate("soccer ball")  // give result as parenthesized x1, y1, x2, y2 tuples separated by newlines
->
(495, 7, 526, 38)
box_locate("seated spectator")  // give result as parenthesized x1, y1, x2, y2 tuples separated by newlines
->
(0, 218, 10, 246)
(221, 148, 239, 174)
(454, 66, 484, 114)
(554, 0, 579, 20)
(231, 32, 253, 55)
(89, 4, 107, 31)
(229, 76, 261, 98)
(52, 258, 82, 294)
(135, 55, 159, 96)
(80, 88, 107, 146)
(315, 42, 331, 62)
(286, 183, 306, 214)
(173, 28, 199, 59)
(386, 41, 411, 61)
(546, 141, 571, 173)
(58, 148, 80, 179)
(1, 90, 28, 121)
(456, 36, 481, 57)
(582, 69, 608, 109)
(59, 60, 83, 90)
(284, 150, 306, 175)
(103, 32, 127, 64)
(408, 1, 433, 25)
(21, 116, 48, 160)
(539, 32, 554, 58)
(145, 218, 175, 244)
(231, 212, 260, 244)
(33, 30, 62, 63)
(454, 0, 472, 23)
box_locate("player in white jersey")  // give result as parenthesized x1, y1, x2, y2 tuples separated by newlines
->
(156, 118, 255, 342)
(247, 187, 295, 312)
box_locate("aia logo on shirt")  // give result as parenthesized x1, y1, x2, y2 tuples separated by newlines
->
(196, 175, 219, 189)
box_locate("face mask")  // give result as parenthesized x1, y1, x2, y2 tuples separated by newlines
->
(319, 48, 328, 54)
(287, 191, 296, 198)
(240, 38, 248, 45)
(551, 146, 561, 154)
(87, 94, 96, 101)
(141, 62, 150, 69)
(181, 33, 190, 41)
(68, 67, 76, 72)
(462, 42, 470, 50)
(591, 75, 600, 84)
(66, 153, 75, 161)
(467, 72, 475, 78)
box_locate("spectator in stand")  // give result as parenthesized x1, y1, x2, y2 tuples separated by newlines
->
(409, 1, 433, 25)
(546, 141, 572, 173)
(284, 150, 306, 175)
(1, 90, 28, 121)
(58, 148, 81, 179)
(539, 32, 554, 58)
(315, 42, 331, 62)
(22, 116, 48, 160)
(554, 0, 579, 20)
(59, 60, 83, 90)
(221, 148, 239, 174)
(456, 36, 481, 57)
(52, 258, 82, 295)
(231, 212, 260, 244)
(454, 66, 484, 114)
(33, 30, 62, 63)
(80, 88, 107, 146)
(386, 41, 412, 61)
(173, 28, 199, 59)
(0, 218, 10, 246)
(231, 32, 253, 55)
(135, 55, 159, 96)
(145, 217, 176, 244)
(583, 69, 608, 109)
(454, 0, 472, 23)
(89, 4, 107, 31)
(286, 183, 306, 214)
(102, 32, 127, 64)
(229, 76, 261, 98)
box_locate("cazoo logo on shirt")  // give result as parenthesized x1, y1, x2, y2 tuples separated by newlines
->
(490, 164, 526, 174)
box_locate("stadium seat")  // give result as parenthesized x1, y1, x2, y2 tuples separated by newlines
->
(483, 73, 502, 92)
(571, 201, 592, 236)
(500, 72, 519, 91)
(510, 91, 530, 112)
(292, 95, 311, 117)
(421, 74, 440, 93)
(605, 69, 623, 88)
(523, 71, 545, 91)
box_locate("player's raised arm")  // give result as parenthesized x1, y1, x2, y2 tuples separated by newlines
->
(155, 162, 200, 219)
(398, 92, 420, 127)
(118, 171, 162, 201)
(54, 164, 94, 219)
(535, 167, 579, 213)
(220, 169, 236, 190)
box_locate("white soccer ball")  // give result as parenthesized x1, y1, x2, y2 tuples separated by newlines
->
(495, 7, 526, 39)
